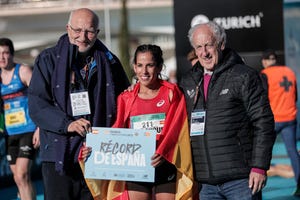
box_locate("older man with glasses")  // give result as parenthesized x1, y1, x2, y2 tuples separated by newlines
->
(28, 8, 130, 200)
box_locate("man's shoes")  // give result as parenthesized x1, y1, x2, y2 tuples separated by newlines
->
(293, 187, 300, 196)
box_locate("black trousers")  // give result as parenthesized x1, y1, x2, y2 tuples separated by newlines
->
(42, 162, 93, 200)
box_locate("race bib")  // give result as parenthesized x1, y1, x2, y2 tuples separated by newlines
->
(5, 107, 26, 127)
(130, 113, 166, 134)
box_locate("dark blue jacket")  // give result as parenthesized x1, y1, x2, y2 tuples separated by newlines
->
(28, 34, 130, 174)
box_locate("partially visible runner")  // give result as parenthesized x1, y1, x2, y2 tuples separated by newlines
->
(0, 37, 39, 200)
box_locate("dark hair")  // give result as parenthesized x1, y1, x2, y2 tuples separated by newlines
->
(262, 49, 277, 60)
(0, 38, 14, 56)
(133, 44, 164, 67)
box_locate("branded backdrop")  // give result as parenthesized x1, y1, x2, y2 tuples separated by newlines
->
(173, 0, 284, 77)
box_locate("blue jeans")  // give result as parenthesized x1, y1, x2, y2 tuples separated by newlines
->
(275, 120, 300, 185)
(200, 179, 262, 200)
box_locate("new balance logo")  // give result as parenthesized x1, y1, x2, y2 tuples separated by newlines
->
(187, 89, 195, 98)
(219, 88, 229, 95)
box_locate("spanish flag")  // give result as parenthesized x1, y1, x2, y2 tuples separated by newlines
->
(79, 80, 195, 200)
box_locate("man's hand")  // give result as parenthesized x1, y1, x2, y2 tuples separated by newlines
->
(125, 84, 135, 92)
(32, 127, 40, 149)
(249, 171, 266, 194)
(67, 118, 91, 137)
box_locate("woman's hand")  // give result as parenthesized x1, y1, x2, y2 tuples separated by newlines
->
(80, 142, 92, 162)
(151, 153, 165, 167)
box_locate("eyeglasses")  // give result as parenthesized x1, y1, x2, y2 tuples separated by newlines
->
(68, 24, 99, 36)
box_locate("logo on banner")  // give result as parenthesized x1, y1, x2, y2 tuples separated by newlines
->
(191, 12, 264, 29)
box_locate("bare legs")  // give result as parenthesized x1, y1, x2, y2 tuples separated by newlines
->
(128, 182, 176, 200)
(10, 158, 36, 200)
(267, 164, 294, 178)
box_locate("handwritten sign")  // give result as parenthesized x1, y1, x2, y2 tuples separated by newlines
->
(85, 127, 156, 182)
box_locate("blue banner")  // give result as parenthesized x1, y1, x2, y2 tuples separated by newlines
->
(85, 127, 156, 182)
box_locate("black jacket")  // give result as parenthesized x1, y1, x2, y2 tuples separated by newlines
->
(179, 48, 275, 185)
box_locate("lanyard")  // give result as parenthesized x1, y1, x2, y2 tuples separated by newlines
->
(193, 78, 203, 109)
(193, 76, 211, 110)
(72, 57, 96, 90)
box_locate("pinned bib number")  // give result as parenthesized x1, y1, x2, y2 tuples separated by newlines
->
(190, 110, 206, 136)
(5, 107, 26, 127)
(130, 113, 165, 135)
